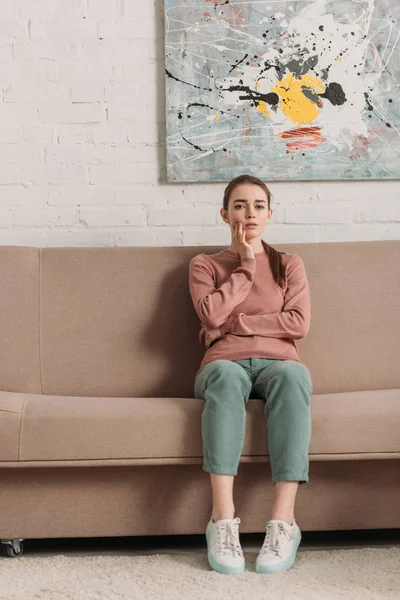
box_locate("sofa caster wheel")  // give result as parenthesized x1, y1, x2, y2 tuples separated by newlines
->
(1, 539, 25, 557)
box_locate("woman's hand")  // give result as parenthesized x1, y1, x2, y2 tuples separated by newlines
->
(199, 325, 222, 348)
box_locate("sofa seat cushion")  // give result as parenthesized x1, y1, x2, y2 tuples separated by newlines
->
(0, 389, 399, 465)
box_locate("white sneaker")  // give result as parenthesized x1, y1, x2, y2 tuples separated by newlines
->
(205, 516, 245, 574)
(256, 518, 301, 574)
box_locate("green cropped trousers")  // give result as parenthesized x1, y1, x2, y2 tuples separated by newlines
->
(194, 358, 313, 485)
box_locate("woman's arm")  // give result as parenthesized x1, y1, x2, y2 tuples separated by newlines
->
(219, 255, 311, 340)
(189, 254, 256, 330)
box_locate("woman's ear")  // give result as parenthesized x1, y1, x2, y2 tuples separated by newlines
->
(220, 208, 230, 225)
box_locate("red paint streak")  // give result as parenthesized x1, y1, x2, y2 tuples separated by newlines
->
(279, 127, 326, 153)
(203, 12, 212, 18)
(354, 134, 371, 150)
(280, 127, 323, 139)
(349, 134, 372, 160)
(285, 139, 322, 152)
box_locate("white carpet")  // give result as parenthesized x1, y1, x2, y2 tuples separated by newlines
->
(1, 548, 399, 600)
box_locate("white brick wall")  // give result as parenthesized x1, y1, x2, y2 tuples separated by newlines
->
(0, 0, 399, 248)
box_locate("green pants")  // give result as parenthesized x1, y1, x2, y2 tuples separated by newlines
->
(194, 358, 313, 485)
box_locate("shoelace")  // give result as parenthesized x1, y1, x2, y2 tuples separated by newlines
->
(215, 517, 243, 557)
(259, 520, 294, 558)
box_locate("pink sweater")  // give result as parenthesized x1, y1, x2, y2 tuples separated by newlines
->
(189, 248, 311, 369)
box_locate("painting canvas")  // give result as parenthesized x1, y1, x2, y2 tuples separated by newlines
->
(164, 0, 400, 182)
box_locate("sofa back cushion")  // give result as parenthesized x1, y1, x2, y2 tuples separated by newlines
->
(0, 241, 399, 397)
(0, 247, 42, 394)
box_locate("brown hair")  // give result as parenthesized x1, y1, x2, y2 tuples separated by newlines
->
(223, 174, 287, 289)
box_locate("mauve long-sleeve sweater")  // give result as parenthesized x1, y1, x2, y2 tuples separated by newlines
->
(188, 247, 311, 370)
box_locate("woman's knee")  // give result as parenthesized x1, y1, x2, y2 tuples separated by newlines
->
(268, 361, 313, 396)
(194, 359, 252, 400)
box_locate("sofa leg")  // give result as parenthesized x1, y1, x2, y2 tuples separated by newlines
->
(1, 538, 25, 558)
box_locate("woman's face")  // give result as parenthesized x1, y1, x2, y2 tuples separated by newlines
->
(221, 183, 273, 234)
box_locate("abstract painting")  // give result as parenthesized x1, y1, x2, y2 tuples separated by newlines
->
(164, 0, 400, 182)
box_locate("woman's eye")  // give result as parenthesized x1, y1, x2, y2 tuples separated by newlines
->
(235, 205, 264, 209)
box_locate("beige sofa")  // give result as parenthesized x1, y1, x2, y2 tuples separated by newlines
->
(1, 241, 399, 557)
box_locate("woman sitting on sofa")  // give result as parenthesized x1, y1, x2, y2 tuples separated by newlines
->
(188, 174, 313, 575)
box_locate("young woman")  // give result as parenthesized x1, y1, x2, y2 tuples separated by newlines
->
(188, 174, 313, 575)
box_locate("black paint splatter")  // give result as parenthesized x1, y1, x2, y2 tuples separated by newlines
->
(364, 92, 392, 128)
(257, 60, 282, 79)
(365, 93, 374, 112)
(218, 83, 279, 110)
(182, 135, 204, 152)
(227, 53, 249, 75)
(165, 68, 212, 92)
(187, 102, 240, 118)
(319, 82, 347, 106)
(181, 134, 227, 153)
(213, 0, 230, 9)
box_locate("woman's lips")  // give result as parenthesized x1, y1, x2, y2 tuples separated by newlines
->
(245, 224, 258, 228)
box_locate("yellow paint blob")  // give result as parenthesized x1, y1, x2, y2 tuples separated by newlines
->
(256, 100, 270, 117)
(271, 73, 325, 125)
(215, 113, 220, 121)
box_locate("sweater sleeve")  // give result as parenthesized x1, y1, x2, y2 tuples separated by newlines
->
(219, 254, 311, 340)
(189, 254, 256, 330)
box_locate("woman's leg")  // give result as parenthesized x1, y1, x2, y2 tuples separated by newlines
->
(271, 481, 299, 525)
(194, 359, 252, 519)
(253, 359, 313, 524)
(210, 474, 235, 521)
